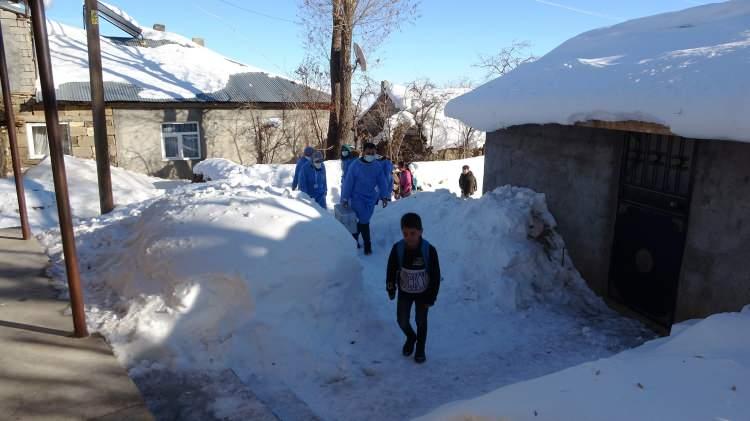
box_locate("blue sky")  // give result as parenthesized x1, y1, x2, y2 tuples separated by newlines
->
(47, 0, 718, 86)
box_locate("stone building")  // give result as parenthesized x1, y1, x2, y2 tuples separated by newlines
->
(446, 1, 750, 327)
(0, 2, 329, 179)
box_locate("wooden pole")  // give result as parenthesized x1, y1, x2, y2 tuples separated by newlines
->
(28, 0, 88, 338)
(0, 19, 31, 240)
(83, 0, 114, 214)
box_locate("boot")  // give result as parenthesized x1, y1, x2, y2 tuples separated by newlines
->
(414, 342, 426, 364)
(402, 337, 416, 357)
(352, 232, 361, 249)
(360, 223, 372, 255)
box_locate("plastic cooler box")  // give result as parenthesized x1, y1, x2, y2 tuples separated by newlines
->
(334, 204, 358, 234)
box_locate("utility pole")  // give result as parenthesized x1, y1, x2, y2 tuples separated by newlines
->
(84, 0, 114, 214)
(0, 19, 31, 240)
(28, 0, 88, 338)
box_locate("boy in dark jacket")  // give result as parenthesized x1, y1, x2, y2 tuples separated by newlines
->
(386, 213, 441, 364)
(459, 165, 478, 198)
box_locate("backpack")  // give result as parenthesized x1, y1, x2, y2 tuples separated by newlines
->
(396, 239, 431, 269)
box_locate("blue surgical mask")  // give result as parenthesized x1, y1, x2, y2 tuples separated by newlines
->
(314, 162, 322, 169)
(364, 155, 376, 163)
(342, 150, 349, 157)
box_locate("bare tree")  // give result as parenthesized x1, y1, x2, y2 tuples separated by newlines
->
(300, 0, 419, 159)
(293, 58, 329, 151)
(475, 40, 536, 81)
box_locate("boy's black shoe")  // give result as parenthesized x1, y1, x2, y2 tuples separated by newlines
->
(414, 348, 426, 364)
(402, 337, 416, 356)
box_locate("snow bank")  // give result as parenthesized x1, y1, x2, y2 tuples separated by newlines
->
(46, 17, 271, 100)
(40, 180, 364, 369)
(371, 187, 601, 312)
(0, 155, 169, 231)
(417, 306, 750, 421)
(194, 155, 485, 200)
(446, 1, 750, 142)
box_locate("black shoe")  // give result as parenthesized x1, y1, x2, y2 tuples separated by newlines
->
(364, 243, 372, 255)
(402, 337, 416, 356)
(414, 345, 426, 364)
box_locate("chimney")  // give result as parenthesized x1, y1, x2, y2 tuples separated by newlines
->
(192, 37, 205, 47)
(153, 23, 166, 32)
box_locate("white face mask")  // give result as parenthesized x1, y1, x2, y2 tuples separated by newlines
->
(363, 154, 376, 163)
(342, 150, 349, 157)
(314, 162, 322, 169)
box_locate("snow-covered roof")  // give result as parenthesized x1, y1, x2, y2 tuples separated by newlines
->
(446, 1, 750, 143)
(42, 8, 327, 104)
(365, 82, 485, 150)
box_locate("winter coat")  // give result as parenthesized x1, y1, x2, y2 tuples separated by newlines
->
(299, 162, 327, 208)
(341, 156, 356, 183)
(386, 239, 441, 305)
(341, 158, 389, 224)
(459, 171, 478, 197)
(399, 169, 413, 197)
(292, 156, 310, 190)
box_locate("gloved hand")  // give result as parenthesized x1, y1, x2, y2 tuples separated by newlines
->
(341, 200, 349, 209)
(387, 283, 396, 300)
(382, 198, 389, 208)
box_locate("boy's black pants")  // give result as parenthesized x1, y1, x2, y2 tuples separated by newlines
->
(397, 292, 429, 347)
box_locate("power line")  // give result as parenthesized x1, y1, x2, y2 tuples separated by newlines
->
(216, 0, 297, 24)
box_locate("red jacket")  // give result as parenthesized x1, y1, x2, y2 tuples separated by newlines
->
(399, 169, 413, 196)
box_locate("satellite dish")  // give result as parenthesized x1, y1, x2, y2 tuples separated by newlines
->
(354, 42, 367, 72)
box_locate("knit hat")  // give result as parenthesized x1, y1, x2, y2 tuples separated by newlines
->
(303, 146, 315, 157)
(342, 144, 353, 153)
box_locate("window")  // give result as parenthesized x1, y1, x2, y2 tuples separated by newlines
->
(161, 122, 201, 160)
(26, 123, 72, 159)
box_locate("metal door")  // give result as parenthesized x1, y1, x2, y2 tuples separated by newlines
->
(609, 133, 697, 326)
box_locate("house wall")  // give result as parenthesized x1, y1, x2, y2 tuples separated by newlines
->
(114, 108, 328, 179)
(0, 8, 37, 176)
(676, 139, 750, 320)
(486, 124, 750, 323)
(485, 124, 624, 296)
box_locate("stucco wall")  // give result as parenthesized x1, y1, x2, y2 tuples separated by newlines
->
(676, 139, 750, 320)
(485, 124, 624, 295)
(114, 108, 328, 179)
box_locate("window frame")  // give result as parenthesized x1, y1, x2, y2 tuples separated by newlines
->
(26, 122, 72, 160)
(160, 121, 202, 161)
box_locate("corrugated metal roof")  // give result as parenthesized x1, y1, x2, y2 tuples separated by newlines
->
(40, 72, 330, 105)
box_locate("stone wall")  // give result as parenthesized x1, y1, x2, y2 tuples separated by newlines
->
(485, 124, 624, 296)
(114, 107, 329, 179)
(8, 107, 118, 170)
(0, 8, 37, 176)
(676, 139, 750, 320)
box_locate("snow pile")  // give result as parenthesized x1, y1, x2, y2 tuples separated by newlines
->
(418, 306, 750, 421)
(194, 155, 484, 201)
(372, 187, 601, 312)
(41, 180, 364, 370)
(446, 1, 750, 142)
(0, 155, 169, 231)
(45, 16, 274, 100)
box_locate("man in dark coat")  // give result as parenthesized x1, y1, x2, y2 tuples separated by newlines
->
(459, 165, 478, 198)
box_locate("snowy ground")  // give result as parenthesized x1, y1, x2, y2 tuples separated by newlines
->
(419, 307, 750, 421)
(0, 156, 185, 231)
(25, 156, 655, 420)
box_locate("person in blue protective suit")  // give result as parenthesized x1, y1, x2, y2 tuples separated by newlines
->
(292, 146, 315, 190)
(377, 154, 394, 203)
(340, 144, 356, 184)
(341, 142, 390, 255)
(299, 151, 327, 209)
